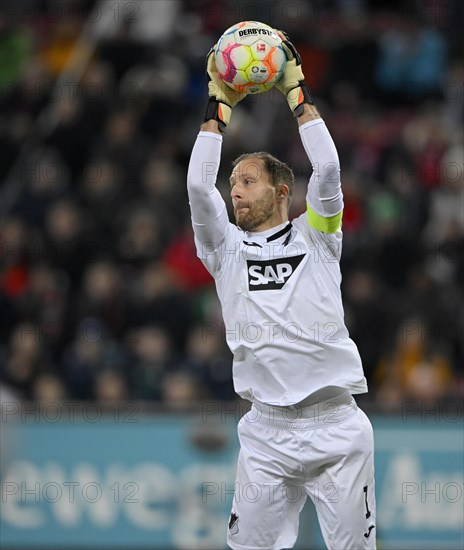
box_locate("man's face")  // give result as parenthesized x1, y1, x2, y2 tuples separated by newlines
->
(230, 158, 276, 232)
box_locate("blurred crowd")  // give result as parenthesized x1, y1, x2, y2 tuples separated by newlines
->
(0, 0, 463, 411)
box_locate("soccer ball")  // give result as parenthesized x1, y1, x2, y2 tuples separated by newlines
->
(215, 21, 287, 94)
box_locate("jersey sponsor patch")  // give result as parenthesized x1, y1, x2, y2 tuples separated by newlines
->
(247, 254, 306, 290)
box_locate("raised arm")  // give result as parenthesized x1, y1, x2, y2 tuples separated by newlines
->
(187, 49, 246, 255)
(299, 109, 343, 233)
(187, 124, 228, 247)
(275, 32, 343, 233)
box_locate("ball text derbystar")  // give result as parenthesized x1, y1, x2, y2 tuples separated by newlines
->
(239, 29, 274, 37)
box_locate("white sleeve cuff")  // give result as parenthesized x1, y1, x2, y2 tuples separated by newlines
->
(298, 118, 325, 133)
(198, 131, 223, 142)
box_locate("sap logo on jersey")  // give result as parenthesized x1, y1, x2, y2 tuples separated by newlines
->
(247, 254, 305, 290)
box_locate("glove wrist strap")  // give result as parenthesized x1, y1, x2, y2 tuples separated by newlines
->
(204, 98, 229, 132)
(292, 81, 314, 117)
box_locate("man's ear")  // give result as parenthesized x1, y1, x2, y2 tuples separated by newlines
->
(277, 184, 289, 199)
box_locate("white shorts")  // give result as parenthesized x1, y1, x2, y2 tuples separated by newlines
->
(227, 391, 376, 550)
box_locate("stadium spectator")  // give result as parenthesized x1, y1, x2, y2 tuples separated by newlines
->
(0, 0, 462, 411)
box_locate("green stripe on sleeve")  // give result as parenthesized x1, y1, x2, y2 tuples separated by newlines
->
(307, 204, 343, 233)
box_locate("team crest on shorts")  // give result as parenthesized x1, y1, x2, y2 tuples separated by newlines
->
(229, 512, 239, 534)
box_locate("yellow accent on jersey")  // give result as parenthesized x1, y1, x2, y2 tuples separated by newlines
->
(307, 204, 343, 233)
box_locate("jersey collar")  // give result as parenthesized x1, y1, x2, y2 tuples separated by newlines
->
(266, 222, 292, 243)
(244, 222, 293, 246)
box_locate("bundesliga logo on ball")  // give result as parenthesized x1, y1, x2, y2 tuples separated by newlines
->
(215, 21, 287, 94)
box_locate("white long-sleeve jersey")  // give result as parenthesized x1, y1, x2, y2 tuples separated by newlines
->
(187, 119, 367, 406)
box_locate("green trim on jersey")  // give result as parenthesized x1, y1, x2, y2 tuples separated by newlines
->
(307, 204, 343, 233)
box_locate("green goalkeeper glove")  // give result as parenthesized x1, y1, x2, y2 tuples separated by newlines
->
(204, 46, 246, 132)
(275, 31, 314, 117)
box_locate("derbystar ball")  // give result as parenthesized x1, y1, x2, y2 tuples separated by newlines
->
(215, 21, 287, 94)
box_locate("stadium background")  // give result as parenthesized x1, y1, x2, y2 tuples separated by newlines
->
(0, 0, 462, 548)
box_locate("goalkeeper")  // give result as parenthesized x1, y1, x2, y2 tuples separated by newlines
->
(187, 31, 376, 550)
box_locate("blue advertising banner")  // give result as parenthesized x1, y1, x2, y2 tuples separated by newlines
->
(1, 407, 239, 549)
(372, 418, 464, 550)
(1, 403, 463, 549)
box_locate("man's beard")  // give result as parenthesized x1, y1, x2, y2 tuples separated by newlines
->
(234, 188, 275, 232)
